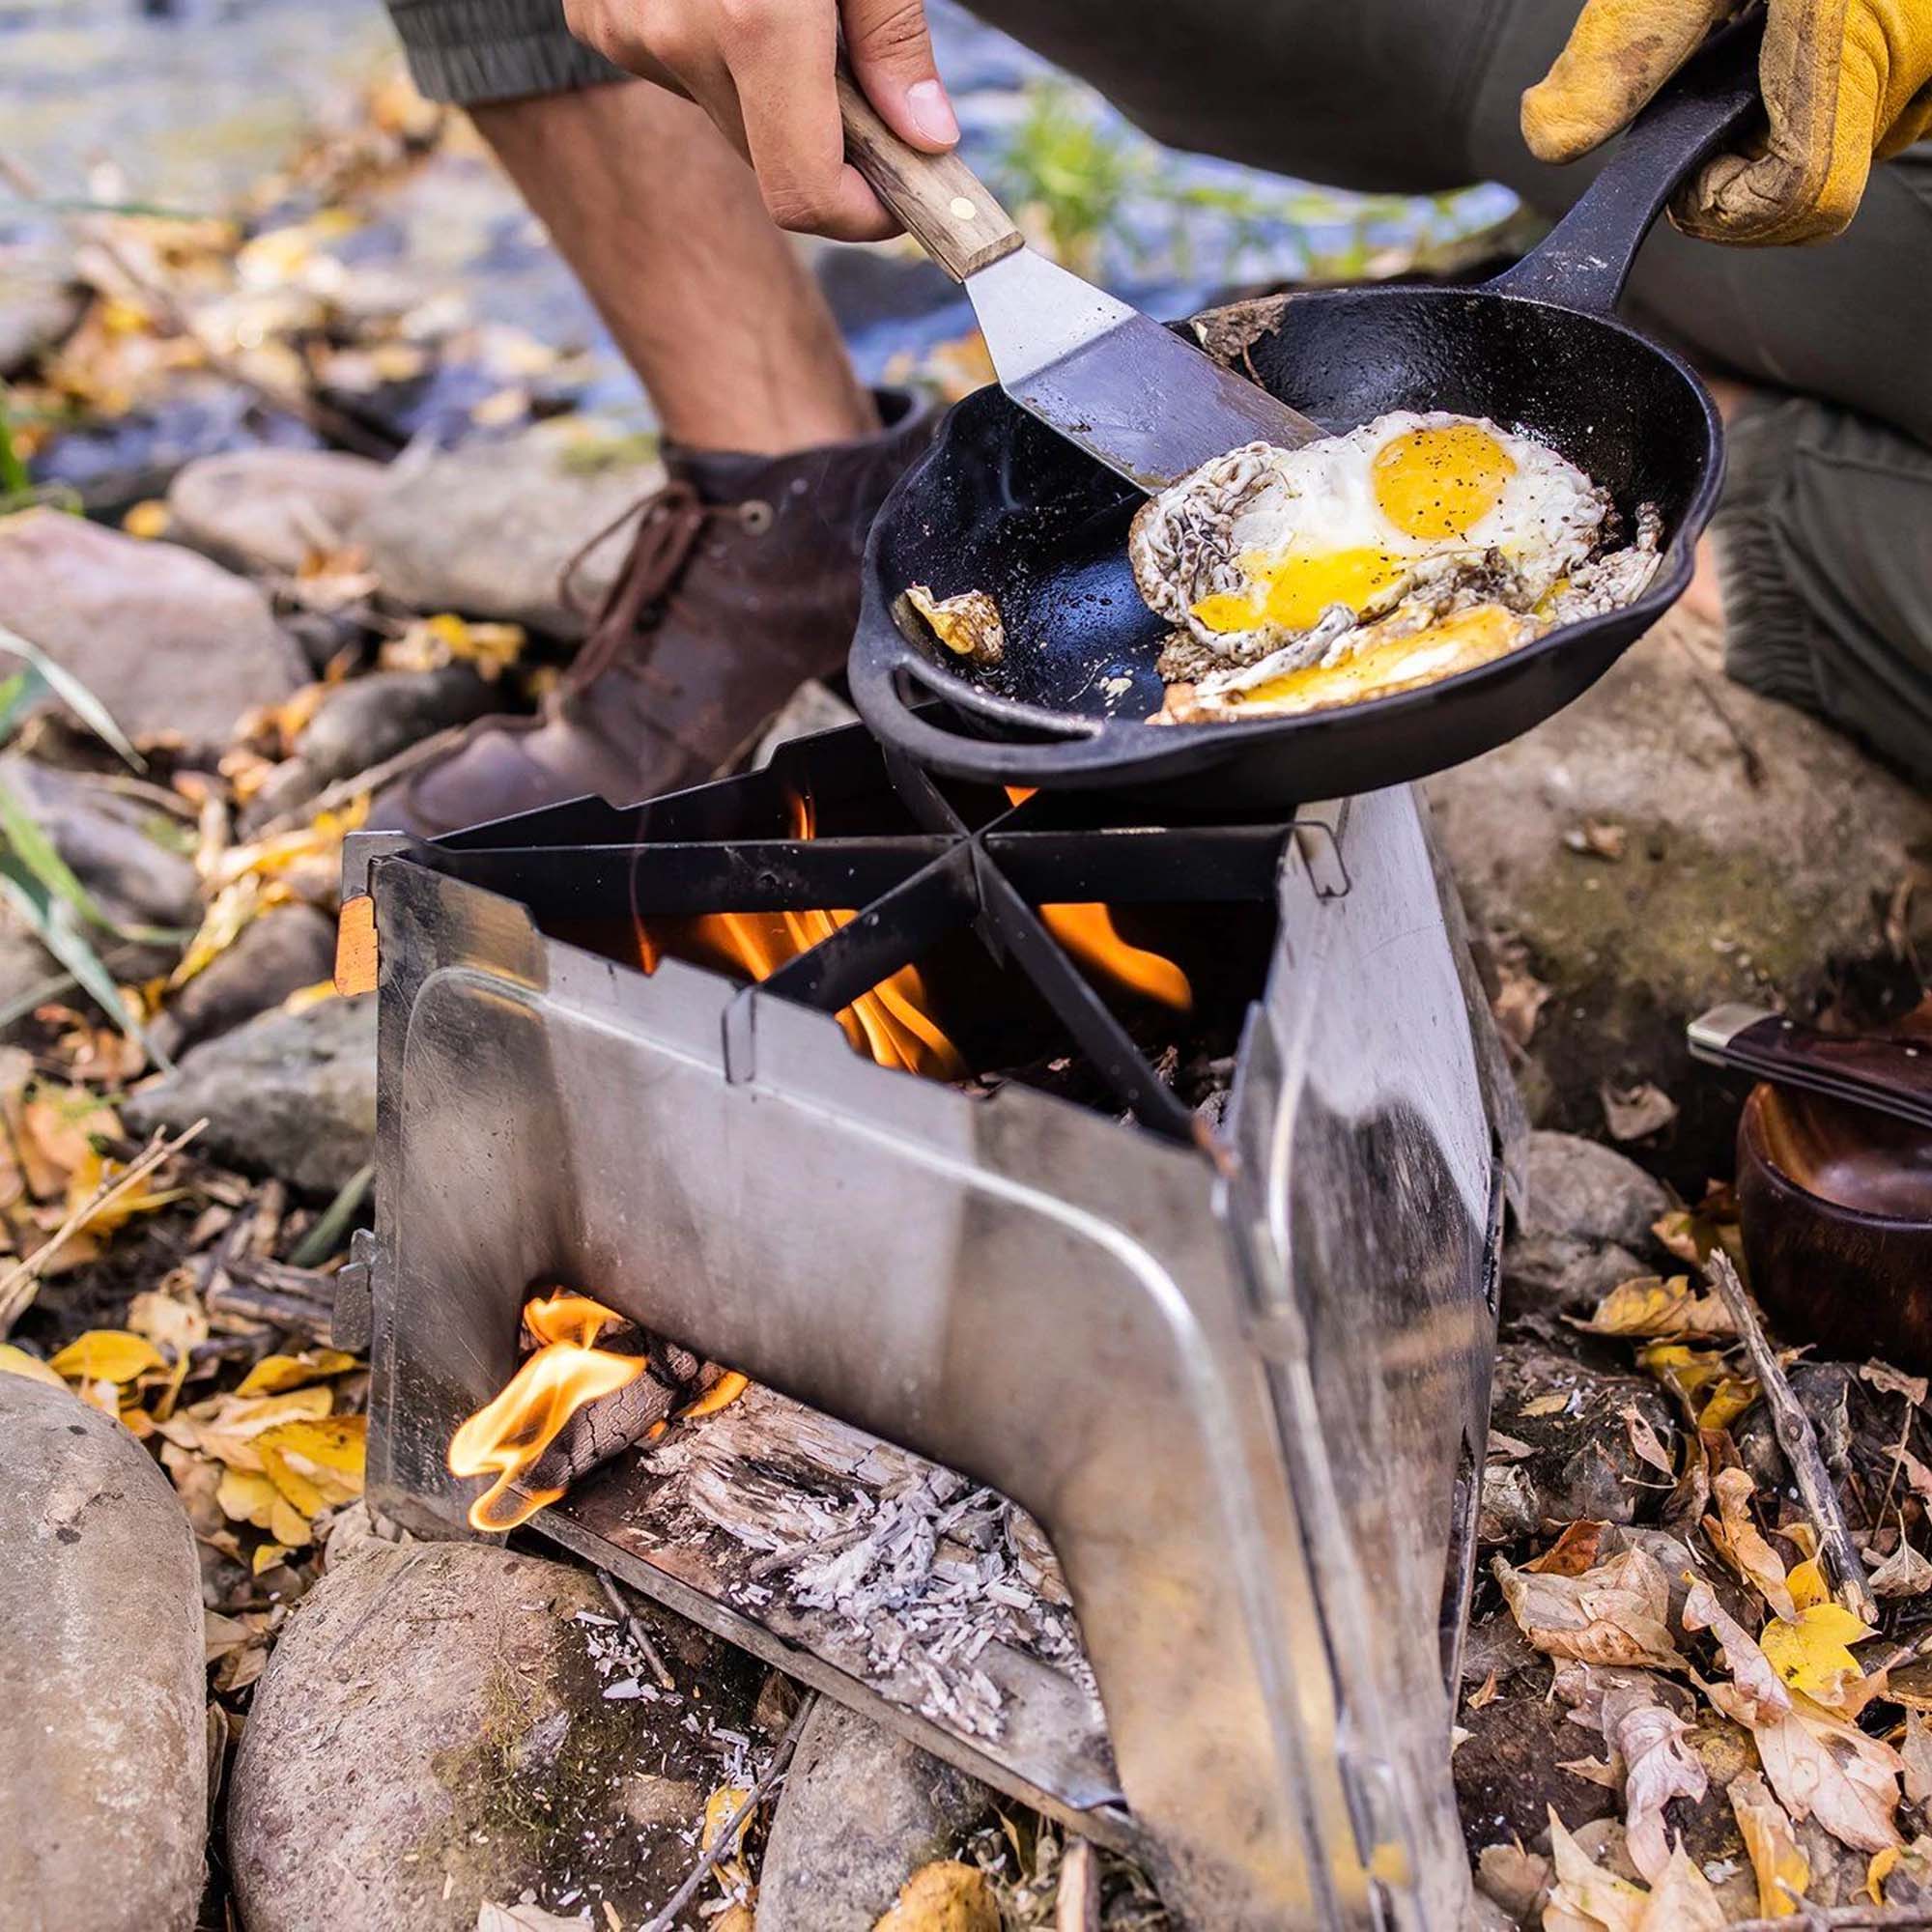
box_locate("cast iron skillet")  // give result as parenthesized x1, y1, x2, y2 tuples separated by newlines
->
(850, 25, 1762, 810)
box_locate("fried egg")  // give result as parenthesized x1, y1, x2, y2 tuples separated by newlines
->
(1129, 412, 1608, 658)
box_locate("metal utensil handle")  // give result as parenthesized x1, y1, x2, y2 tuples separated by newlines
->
(1690, 1002, 1932, 1134)
(836, 64, 1023, 281)
(1487, 13, 1764, 314)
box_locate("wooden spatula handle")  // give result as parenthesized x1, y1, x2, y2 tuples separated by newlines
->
(836, 67, 1022, 281)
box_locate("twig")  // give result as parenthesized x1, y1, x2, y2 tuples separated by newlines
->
(596, 1568, 675, 1692)
(1725, 1909, 1932, 1929)
(247, 724, 469, 840)
(1056, 1834, 1100, 1932)
(637, 1690, 818, 1932)
(1707, 1250, 1879, 1626)
(287, 1162, 373, 1269)
(0, 1119, 205, 1332)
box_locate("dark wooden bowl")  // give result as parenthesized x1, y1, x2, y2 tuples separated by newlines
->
(1738, 1081, 1932, 1372)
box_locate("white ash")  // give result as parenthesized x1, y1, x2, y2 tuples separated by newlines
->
(733, 1464, 1089, 1741)
(573, 1606, 676, 1708)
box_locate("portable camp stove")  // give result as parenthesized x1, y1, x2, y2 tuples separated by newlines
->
(338, 724, 1520, 1931)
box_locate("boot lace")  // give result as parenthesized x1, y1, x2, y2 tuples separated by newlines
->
(556, 479, 726, 697)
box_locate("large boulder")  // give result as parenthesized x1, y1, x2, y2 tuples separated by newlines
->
(1430, 610, 1932, 1188)
(0, 511, 306, 753)
(124, 993, 376, 1196)
(354, 421, 663, 638)
(229, 1541, 753, 1932)
(166, 448, 387, 577)
(0, 1373, 206, 1930)
(755, 1700, 991, 1932)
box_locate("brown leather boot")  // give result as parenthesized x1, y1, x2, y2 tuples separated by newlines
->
(375, 390, 936, 835)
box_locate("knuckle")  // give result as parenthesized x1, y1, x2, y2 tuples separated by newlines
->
(762, 181, 832, 233)
(716, 0, 778, 49)
(851, 0, 930, 61)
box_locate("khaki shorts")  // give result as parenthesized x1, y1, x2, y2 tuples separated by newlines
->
(385, 0, 1932, 781)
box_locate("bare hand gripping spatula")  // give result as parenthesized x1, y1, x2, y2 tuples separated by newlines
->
(837, 70, 1322, 491)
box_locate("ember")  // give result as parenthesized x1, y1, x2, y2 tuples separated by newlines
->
(447, 1292, 651, 1532)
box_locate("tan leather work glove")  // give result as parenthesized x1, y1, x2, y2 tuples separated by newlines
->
(1521, 0, 1932, 243)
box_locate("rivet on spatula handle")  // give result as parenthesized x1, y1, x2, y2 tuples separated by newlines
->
(836, 67, 1023, 282)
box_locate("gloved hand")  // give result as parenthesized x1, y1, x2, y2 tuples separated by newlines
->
(1521, 0, 1932, 243)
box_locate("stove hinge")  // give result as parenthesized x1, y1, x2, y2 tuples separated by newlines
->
(331, 1225, 380, 1353)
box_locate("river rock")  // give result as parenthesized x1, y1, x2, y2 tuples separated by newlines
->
(0, 1373, 206, 1931)
(124, 992, 376, 1195)
(1502, 1131, 1669, 1321)
(166, 448, 387, 576)
(755, 1700, 992, 1932)
(149, 904, 338, 1059)
(0, 271, 83, 377)
(0, 511, 305, 753)
(229, 1541, 751, 1932)
(354, 421, 662, 638)
(1429, 610, 1932, 1190)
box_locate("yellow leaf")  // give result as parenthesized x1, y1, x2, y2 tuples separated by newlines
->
(0, 1343, 69, 1389)
(1760, 1603, 1876, 1704)
(121, 499, 171, 540)
(699, 1783, 753, 1891)
(1581, 1275, 1735, 1341)
(236, 1350, 359, 1397)
(48, 1329, 165, 1384)
(257, 1413, 365, 1512)
(1788, 1556, 1832, 1611)
(871, 1860, 1001, 1932)
(268, 1495, 313, 1547)
(1697, 1378, 1758, 1432)
(215, 1467, 280, 1529)
(1731, 1769, 1808, 1918)
(1867, 1844, 1900, 1906)
(157, 1384, 333, 1471)
(252, 1542, 294, 1576)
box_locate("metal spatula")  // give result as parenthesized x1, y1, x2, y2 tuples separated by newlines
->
(837, 71, 1322, 492)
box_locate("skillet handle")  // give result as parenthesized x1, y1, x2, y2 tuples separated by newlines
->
(1487, 14, 1764, 314)
(848, 638, 1152, 784)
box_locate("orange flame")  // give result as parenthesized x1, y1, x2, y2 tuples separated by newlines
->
(448, 1292, 644, 1532)
(639, 794, 966, 1079)
(1005, 788, 1192, 1011)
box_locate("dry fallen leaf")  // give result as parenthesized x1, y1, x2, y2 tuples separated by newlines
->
(1705, 1466, 1797, 1619)
(474, 1905, 591, 1932)
(1492, 1548, 1682, 1669)
(1580, 1277, 1735, 1342)
(1528, 1521, 1614, 1577)
(47, 1328, 165, 1384)
(871, 1860, 1000, 1932)
(1758, 1601, 1875, 1708)
(1543, 1808, 1647, 1932)
(1903, 1709, 1932, 1807)
(1869, 1541, 1932, 1599)
(1610, 1692, 1708, 1885)
(1861, 1362, 1929, 1406)
(1750, 1696, 1902, 1855)
(1729, 1769, 1809, 1918)
(0, 1343, 70, 1389)
(1619, 1403, 1676, 1480)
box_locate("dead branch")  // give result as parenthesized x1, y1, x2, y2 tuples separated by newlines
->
(205, 1258, 338, 1345)
(1056, 1834, 1100, 1932)
(637, 1690, 817, 1932)
(1725, 1909, 1932, 1930)
(596, 1568, 675, 1692)
(0, 1120, 206, 1333)
(1707, 1250, 1880, 1626)
(246, 724, 469, 840)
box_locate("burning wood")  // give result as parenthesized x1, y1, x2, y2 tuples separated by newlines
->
(448, 1292, 733, 1532)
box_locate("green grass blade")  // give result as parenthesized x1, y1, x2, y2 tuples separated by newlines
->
(0, 621, 145, 770)
(0, 860, 169, 1067)
(0, 388, 28, 500)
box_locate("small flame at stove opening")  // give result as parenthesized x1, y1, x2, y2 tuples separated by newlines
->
(447, 1291, 643, 1532)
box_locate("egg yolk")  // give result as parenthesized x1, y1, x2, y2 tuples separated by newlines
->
(1234, 603, 1523, 713)
(1371, 423, 1515, 541)
(1191, 547, 1407, 635)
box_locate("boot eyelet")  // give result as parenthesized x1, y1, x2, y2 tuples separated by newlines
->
(737, 498, 775, 535)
